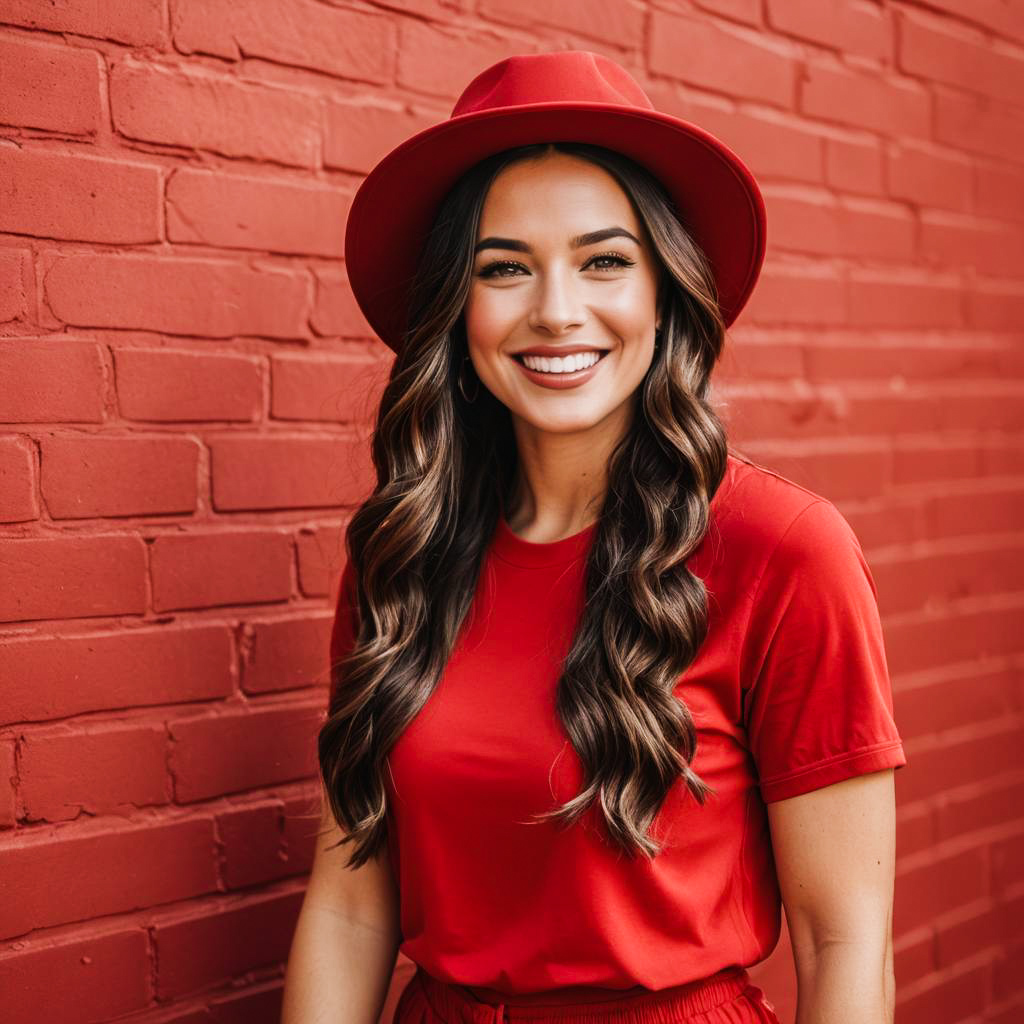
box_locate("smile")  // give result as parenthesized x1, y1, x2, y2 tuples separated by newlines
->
(511, 350, 610, 390)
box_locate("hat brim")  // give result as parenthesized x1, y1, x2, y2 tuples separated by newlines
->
(343, 101, 767, 353)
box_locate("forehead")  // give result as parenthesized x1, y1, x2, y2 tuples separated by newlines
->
(477, 153, 640, 237)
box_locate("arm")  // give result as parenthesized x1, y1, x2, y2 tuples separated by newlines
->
(766, 768, 898, 1024)
(281, 785, 402, 1024)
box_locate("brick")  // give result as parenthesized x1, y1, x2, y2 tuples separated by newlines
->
(476, 0, 644, 48)
(154, 891, 302, 999)
(0, 817, 218, 939)
(281, 792, 319, 875)
(114, 347, 262, 423)
(914, 0, 1024, 45)
(672, 97, 825, 185)
(937, 892, 1024, 967)
(216, 801, 299, 888)
(895, 722, 1019, 804)
(207, 986, 285, 1022)
(893, 932, 935, 988)
(311, 267, 376, 338)
(896, 804, 935, 858)
(967, 280, 1024, 330)
(975, 162, 1024, 223)
(934, 770, 1024, 840)
(824, 137, 884, 197)
(767, 0, 891, 59)
(763, 193, 840, 257)
(648, 11, 796, 107)
(847, 271, 964, 328)
(724, 336, 803, 380)
(271, 353, 384, 421)
(43, 253, 309, 339)
(40, 435, 200, 519)
(397, 21, 521, 99)
(896, 846, 988, 935)
(692, 0, 761, 25)
(242, 614, 333, 694)
(740, 263, 848, 326)
(296, 524, 345, 597)
(934, 87, 1024, 164)
(168, 703, 321, 802)
(151, 531, 293, 612)
(837, 199, 916, 261)
(166, 168, 351, 257)
(886, 142, 974, 212)
(0, 341, 105, 423)
(172, 0, 392, 82)
(0, 249, 29, 323)
(897, 8, 1024, 104)
(993, 940, 1024, 1003)
(0, 535, 146, 624)
(920, 213, 1024, 276)
(0, 625, 233, 725)
(800, 60, 930, 139)
(0, 0, 164, 46)
(0, 435, 36, 523)
(110, 58, 319, 168)
(20, 723, 169, 822)
(0, 739, 15, 828)
(323, 101, 435, 174)
(992, 832, 1024, 894)
(0, 929, 151, 1022)
(898, 966, 989, 1023)
(874, 546, 1024, 618)
(0, 148, 161, 245)
(884, 598, 1019, 679)
(0, 36, 102, 135)
(210, 435, 373, 512)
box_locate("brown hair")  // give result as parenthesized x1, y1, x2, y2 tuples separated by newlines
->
(319, 141, 736, 868)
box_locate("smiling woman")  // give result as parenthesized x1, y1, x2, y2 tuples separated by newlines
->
(282, 49, 906, 1024)
(465, 154, 661, 430)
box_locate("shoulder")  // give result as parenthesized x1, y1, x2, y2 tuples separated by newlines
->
(714, 453, 862, 577)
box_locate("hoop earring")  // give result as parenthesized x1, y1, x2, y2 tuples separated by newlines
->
(458, 355, 479, 403)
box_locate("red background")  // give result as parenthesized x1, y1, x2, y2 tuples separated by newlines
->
(1, 2, 1022, 1022)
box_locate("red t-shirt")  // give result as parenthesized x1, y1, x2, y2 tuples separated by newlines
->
(328, 453, 907, 999)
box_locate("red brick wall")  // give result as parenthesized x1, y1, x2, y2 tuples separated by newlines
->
(1, 2, 1022, 1022)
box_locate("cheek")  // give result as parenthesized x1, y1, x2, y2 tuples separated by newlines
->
(464, 285, 516, 341)
(600, 282, 658, 333)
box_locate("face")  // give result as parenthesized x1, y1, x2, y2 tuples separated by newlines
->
(463, 151, 662, 440)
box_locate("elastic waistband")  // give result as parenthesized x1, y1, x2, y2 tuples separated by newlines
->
(413, 964, 753, 1024)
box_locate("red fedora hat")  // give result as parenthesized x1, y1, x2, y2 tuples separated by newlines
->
(344, 50, 766, 355)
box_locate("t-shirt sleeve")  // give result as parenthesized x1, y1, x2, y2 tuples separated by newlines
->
(328, 556, 360, 706)
(741, 498, 907, 804)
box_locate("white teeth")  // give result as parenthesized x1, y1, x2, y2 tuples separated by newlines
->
(520, 351, 603, 373)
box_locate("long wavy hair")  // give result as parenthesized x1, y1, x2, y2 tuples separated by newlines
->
(319, 141, 741, 868)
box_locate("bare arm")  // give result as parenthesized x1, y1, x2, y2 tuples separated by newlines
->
(281, 787, 402, 1024)
(766, 769, 898, 1024)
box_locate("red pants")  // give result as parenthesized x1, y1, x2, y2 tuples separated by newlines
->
(394, 965, 781, 1024)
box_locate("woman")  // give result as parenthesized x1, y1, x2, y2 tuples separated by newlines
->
(283, 51, 907, 1024)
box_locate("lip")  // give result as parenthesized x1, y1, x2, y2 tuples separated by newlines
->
(512, 349, 610, 390)
(512, 344, 611, 357)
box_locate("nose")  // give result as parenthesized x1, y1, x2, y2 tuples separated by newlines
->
(527, 262, 586, 336)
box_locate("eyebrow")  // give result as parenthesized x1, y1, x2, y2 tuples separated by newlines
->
(473, 226, 642, 255)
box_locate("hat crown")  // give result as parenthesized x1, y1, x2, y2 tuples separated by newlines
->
(451, 50, 655, 118)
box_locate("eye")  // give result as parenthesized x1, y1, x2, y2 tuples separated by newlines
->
(477, 259, 527, 279)
(589, 252, 636, 271)
(476, 251, 637, 278)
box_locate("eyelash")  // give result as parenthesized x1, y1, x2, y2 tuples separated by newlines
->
(477, 251, 636, 278)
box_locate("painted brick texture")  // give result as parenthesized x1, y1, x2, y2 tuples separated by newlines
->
(1, 3, 1022, 1023)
